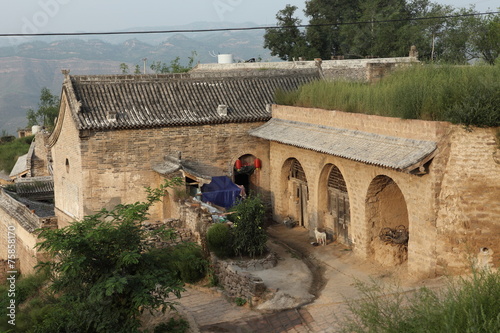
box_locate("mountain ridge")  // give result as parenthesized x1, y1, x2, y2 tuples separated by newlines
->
(0, 23, 276, 135)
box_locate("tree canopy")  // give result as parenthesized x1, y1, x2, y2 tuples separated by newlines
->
(26, 87, 59, 130)
(34, 178, 189, 332)
(264, 0, 500, 64)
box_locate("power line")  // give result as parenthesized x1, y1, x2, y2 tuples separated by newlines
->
(0, 11, 498, 38)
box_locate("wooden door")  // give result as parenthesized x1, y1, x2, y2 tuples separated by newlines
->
(329, 189, 350, 244)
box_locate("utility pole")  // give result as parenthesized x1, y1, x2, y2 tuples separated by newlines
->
(142, 58, 147, 74)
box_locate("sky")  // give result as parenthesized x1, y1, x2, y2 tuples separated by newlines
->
(0, 0, 497, 36)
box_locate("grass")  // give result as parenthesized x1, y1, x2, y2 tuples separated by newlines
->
(0, 135, 34, 173)
(339, 269, 500, 333)
(276, 64, 500, 127)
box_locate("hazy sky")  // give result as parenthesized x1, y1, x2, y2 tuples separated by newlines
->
(0, 0, 497, 35)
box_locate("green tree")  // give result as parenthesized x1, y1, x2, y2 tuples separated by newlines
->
(35, 178, 186, 332)
(471, 12, 500, 65)
(345, 0, 409, 58)
(304, 0, 361, 58)
(150, 52, 198, 74)
(134, 64, 142, 74)
(26, 88, 59, 130)
(230, 196, 268, 258)
(263, 5, 310, 61)
(120, 63, 129, 74)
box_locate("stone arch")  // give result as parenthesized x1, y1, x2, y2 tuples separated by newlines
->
(366, 175, 409, 267)
(318, 164, 351, 245)
(233, 153, 260, 197)
(280, 158, 309, 228)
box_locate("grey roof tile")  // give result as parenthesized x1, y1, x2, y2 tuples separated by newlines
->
(67, 72, 319, 130)
(249, 118, 437, 172)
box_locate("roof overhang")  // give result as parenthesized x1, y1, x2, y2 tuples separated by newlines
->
(249, 118, 437, 174)
(152, 152, 222, 184)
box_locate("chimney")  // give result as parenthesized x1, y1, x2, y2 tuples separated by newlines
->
(106, 110, 117, 122)
(217, 105, 228, 116)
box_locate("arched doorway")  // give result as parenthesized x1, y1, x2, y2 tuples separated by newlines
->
(322, 165, 350, 245)
(233, 154, 259, 197)
(366, 175, 409, 266)
(286, 158, 308, 227)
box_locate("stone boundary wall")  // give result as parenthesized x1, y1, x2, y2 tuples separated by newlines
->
(193, 57, 417, 82)
(210, 254, 268, 304)
(174, 201, 276, 303)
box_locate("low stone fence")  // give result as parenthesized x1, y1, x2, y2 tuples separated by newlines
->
(211, 254, 271, 305)
(173, 200, 281, 305)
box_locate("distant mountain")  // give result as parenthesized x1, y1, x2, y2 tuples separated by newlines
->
(0, 22, 277, 135)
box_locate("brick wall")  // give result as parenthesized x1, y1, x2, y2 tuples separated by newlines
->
(74, 122, 270, 221)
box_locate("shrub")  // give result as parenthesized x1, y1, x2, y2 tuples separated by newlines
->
(0, 135, 34, 173)
(154, 317, 190, 333)
(276, 64, 500, 127)
(340, 269, 500, 333)
(231, 196, 268, 258)
(169, 243, 207, 283)
(207, 223, 233, 258)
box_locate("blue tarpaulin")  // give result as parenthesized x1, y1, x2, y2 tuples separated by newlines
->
(201, 176, 241, 209)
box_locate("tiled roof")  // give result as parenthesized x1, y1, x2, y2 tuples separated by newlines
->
(15, 176, 54, 196)
(249, 118, 437, 173)
(9, 153, 29, 179)
(67, 72, 319, 130)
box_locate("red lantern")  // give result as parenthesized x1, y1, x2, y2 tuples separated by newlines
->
(235, 159, 242, 170)
(254, 158, 262, 169)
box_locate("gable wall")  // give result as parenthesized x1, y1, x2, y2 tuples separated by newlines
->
(51, 93, 84, 227)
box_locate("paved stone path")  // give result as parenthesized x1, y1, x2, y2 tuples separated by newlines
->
(177, 287, 314, 332)
(174, 225, 447, 332)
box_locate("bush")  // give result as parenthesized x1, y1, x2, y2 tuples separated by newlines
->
(231, 196, 268, 258)
(0, 135, 34, 173)
(276, 64, 500, 127)
(207, 223, 233, 258)
(340, 269, 500, 333)
(169, 243, 207, 283)
(154, 317, 190, 333)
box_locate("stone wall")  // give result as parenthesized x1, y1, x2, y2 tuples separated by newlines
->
(434, 127, 500, 274)
(75, 121, 270, 223)
(211, 254, 268, 304)
(29, 132, 51, 177)
(0, 259, 19, 282)
(0, 189, 57, 275)
(193, 57, 418, 82)
(268, 105, 500, 278)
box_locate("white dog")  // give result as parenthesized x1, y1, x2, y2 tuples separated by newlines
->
(314, 228, 327, 246)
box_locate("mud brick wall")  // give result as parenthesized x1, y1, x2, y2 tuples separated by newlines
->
(434, 127, 500, 274)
